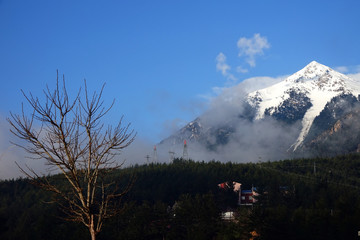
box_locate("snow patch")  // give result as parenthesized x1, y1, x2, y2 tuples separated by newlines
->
(247, 61, 360, 150)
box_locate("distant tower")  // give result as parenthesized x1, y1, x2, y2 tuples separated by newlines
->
(169, 139, 176, 162)
(169, 151, 175, 162)
(145, 155, 151, 164)
(153, 145, 158, 163)
(182, 140, 189, 160)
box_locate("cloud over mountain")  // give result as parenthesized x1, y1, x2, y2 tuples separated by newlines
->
(160, 61, 360, 162)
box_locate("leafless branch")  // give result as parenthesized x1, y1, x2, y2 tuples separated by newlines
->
(7, 73, 136, 240)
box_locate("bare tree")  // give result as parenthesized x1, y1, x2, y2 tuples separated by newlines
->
(7, 72, 136, 240)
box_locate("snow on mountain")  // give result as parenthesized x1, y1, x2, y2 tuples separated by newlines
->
(161, 61, 360, 161)
(247, 61, 360, 150)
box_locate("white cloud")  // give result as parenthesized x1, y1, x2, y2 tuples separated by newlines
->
(334, 66, 349, 73)
(179, 74, 299, 163)
(216, 52, 238, 84)
(216, 52, 230, 76)
(347, 73, 360, 81)
(334, 64, 360, 75)
(215, 33, 270, 85)
(233, 75, 286, 93)
(237, 33, 270, 67)
(209, 75, 285, 109)
(332, 64, 360, 82)
(236, 66, 249, 73)
(200, 74, 286, 109)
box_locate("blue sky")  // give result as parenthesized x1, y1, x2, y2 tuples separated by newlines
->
(1, 0, 360, 144)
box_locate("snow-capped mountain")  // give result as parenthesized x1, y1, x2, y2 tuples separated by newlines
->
(247, 61, 360, 150)
(161, 61, 360, 160)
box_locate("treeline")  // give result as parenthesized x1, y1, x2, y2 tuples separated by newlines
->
(1, 155, 360, 239)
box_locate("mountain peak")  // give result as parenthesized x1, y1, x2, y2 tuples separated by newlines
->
(301, 60, 330, 74)
(305, 60, 329, 74)
(307, 60, 323, 67)
(161, 61, 360, 162)
(309, 60, 320, 65)
(286, 60, 334, 83)
(247, 61, 360, 151)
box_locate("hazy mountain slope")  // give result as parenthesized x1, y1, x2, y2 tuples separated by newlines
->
(161, 61, 360, 160)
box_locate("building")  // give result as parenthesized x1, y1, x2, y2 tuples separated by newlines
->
(238, 188, 258, 206)
(218, 181, 258, 206)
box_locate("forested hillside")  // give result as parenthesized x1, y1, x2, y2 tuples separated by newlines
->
(1, 155, 360, 239)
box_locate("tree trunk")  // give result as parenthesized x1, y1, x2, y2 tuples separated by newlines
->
(90, 230, 96, 240)
(90, 216, 96, 240)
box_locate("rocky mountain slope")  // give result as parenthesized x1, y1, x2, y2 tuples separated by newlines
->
(161, 61, 360, 160)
